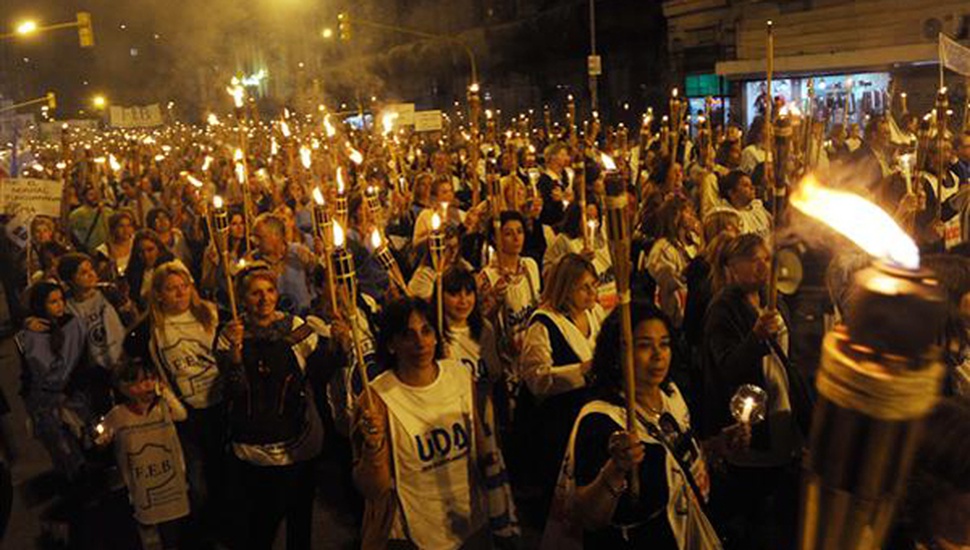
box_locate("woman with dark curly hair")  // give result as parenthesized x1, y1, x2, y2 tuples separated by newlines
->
(545, 303, 745, 549)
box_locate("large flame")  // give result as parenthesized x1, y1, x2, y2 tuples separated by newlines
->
(213, 195, 225, 210)
(431, 212, 442, 231)
(370, 228, 382, 249)
(323, 115, 336, 138)
(312, 187, 325, 206)
(790, 175, 919, 270)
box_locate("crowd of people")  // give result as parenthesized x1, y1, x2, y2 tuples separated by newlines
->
(2, 91, 970, 550)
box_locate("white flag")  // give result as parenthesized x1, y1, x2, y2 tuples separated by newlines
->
(940, 33, 970, 77)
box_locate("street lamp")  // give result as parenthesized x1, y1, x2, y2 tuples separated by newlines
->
(16, 20, 38, 36)
(92, 95, 107, 109)
(321, 27, 334, 39)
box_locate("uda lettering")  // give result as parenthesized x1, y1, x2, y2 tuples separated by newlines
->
(414, 421, 470, 464)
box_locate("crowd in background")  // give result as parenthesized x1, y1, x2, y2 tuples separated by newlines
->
(1, 95, 969, 549)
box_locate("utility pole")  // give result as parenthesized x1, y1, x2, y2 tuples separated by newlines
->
(588, 0, 601, 113)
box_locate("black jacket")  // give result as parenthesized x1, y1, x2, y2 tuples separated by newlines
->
(700, 285, 813, 445)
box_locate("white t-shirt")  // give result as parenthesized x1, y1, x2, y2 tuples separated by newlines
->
(151, 306, 222, 409)
(483, 257, 541, 353)
(373, 360, 486, 549)
(446, 321, 502, 383)
(104, 400, 189, 525)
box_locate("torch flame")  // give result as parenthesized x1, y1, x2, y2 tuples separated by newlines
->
(226, 78, 245, 109)
(235, 162, 246, 184)
(280, 121, 291, 138)
(312, 187, 325, 206)
(184, 173, 204, 188)
(382, 112, 398, 136)
(347, 144, 364, 165)
(600, 153, 617, 172)
(109, 154, 122, 172)
(202, 156, 213, 171)
(431, 212, 442, 231)
(370, 228, 382, 249)
(271, 137, 279, 157)
(336, 167, 345, 194)
(323, 115, 336, 138)
(234, 148, 244, 162)
(206, 113, 220, 126)
(790, 175, 919, 270)
(213, 195, 224, 209)
(300, 146, 312, 169)
(333, 221, 345, 248)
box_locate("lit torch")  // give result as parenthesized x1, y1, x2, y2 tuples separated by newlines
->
(370, 229, 410, 297)
(602, 161, 639, 497)
(335, 166, 348, 227)
(332, 221, 373, 404)
(430, 212, 445, 338)
(791, 176, 945, 550)
(312, 187, 339, 316)
(212, 195, 239, 320)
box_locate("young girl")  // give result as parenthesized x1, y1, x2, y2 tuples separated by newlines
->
(16, 281, 88, 478)
(98, 359, 190, 550)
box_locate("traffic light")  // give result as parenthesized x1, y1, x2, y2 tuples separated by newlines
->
(46, 92, 56, 110)
(338, 13, 351, 41)
(77, 12, 94, 48)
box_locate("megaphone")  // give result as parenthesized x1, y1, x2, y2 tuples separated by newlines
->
(776, 247, 804, 296)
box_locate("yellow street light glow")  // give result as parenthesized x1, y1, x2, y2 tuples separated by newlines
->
(92, 95, 107, 109)
(16, 20, 38, 36)
(322, 28, 334, 39)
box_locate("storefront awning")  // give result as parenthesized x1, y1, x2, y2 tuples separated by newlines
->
(716, 43, 938, 79)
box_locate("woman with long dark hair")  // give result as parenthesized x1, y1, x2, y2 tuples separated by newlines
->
(353, 297, 518, 549)
(125, 229, 180, 311)
(437, 266, 501, 383)
(546, 303, 743, 548)
(643, 196, 701, 328)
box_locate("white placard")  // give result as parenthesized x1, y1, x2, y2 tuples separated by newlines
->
(109, 104, 164, 128)
(413, 110, 443, 132)
(0, 178, 64, 218)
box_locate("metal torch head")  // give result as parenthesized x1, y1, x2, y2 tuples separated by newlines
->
(844, 262, 945, 360)
(430, 232, 446, 271)
(603, 172, 629, 242)
(375, 244, 397, 272)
